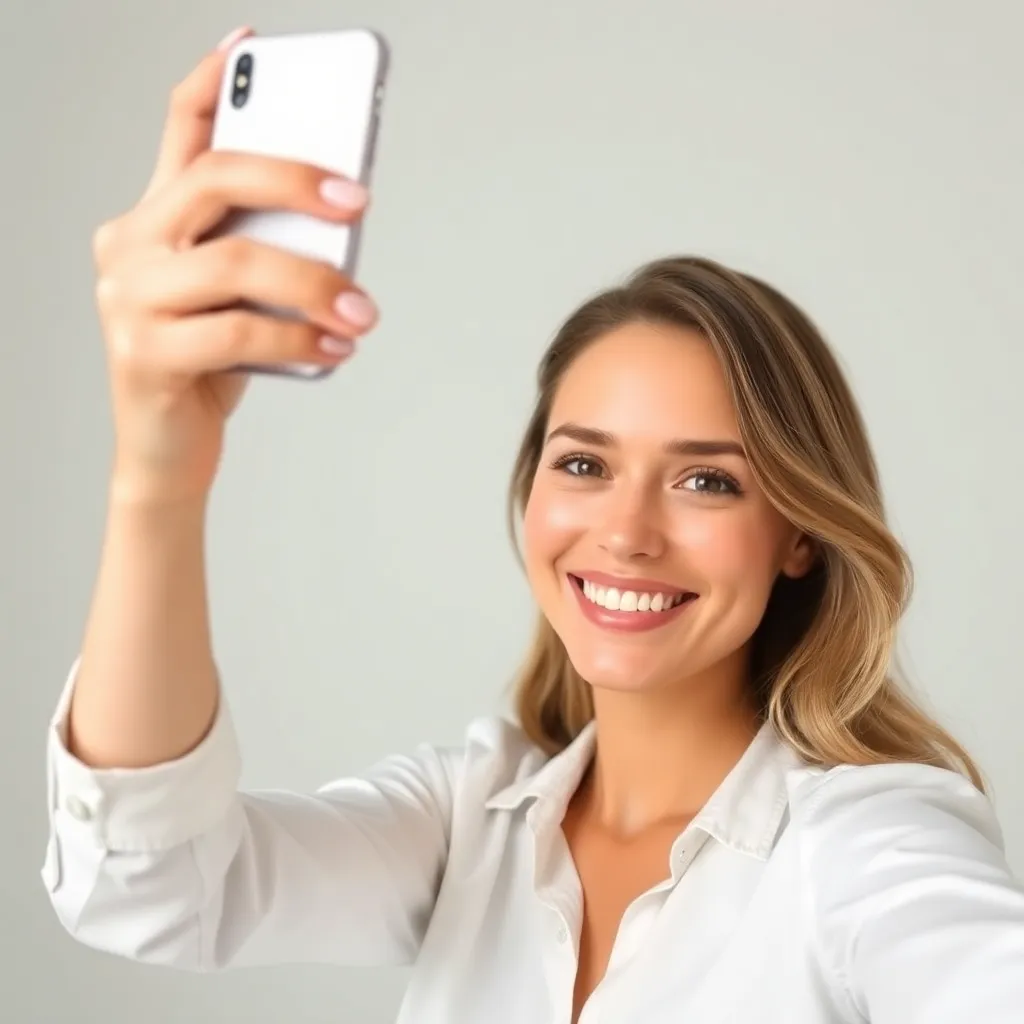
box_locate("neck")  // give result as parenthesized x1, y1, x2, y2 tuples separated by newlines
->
(575, 648, 762, 839)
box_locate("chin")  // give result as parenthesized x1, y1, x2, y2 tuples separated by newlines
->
(562, 642, 684, 693)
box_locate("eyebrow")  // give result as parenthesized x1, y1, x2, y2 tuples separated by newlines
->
(544, 422, 747, 459)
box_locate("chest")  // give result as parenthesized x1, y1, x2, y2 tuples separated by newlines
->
(561, 810, 690, 1024)
(407, 808, 838, 1024)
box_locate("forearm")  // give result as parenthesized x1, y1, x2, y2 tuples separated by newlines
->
(67, 486, 219, 768)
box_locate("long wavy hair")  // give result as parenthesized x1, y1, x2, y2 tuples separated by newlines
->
(506, 256, 986, 793)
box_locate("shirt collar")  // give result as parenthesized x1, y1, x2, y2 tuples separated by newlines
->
(485, 718, 805, 862)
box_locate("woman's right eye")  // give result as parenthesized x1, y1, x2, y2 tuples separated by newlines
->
(550, 453, 605, 478)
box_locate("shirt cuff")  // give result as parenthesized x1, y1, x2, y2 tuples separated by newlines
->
(47, 657, 243, 853)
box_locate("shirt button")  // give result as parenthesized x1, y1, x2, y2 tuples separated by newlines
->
(557, 926, 568, 944)
(64, 795, 94, 822)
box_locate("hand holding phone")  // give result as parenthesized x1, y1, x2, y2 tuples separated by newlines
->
(90, 28, 390, 504)
(210, 29, 389, 378)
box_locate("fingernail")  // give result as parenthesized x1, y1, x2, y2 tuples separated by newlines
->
(319, 335, 355, 357)
(334, 291, 378, 329)
(217, 26, 252, 52)
(320, 178, 369, 210)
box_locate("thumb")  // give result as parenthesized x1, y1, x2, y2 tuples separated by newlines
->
(142, 27, 254, 200)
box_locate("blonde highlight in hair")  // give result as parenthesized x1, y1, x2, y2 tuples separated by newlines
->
(506, 256, 986, 792)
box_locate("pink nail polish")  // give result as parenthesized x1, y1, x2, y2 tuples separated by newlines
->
(334, 291, 378, 329)
(319, 336, 355, 357)
(319, 178, 369, 211)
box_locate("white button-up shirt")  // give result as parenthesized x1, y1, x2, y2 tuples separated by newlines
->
(43, 662, 1024, 1022)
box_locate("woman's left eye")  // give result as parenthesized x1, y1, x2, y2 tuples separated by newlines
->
(679, 470, 742, 496)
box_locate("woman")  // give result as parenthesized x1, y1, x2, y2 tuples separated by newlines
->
(43, 27, 1024, 1024)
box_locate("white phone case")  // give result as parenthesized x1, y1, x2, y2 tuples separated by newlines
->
(209, 29, 389, 379)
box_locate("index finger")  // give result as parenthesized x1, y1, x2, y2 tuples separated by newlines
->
(142, 27, 255, 199)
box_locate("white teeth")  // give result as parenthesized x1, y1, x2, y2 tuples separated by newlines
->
(579, 578, 689, 613)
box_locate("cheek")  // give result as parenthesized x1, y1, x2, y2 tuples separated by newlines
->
(522, 483, 584, 564)
(673, 508, 779, 591)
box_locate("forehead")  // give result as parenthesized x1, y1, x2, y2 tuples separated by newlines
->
(549, 321, 739, 438)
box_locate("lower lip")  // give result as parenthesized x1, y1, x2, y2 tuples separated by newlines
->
(567, 575, 698, 633)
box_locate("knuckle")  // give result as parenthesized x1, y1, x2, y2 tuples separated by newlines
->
(91, 218, 121, 268)
(220, 311, 254, 354)
(207, 235, 252, 284)
(107, 322, 147, 368)
(94, 271, 126, 313)
(221, 233, 253, 267)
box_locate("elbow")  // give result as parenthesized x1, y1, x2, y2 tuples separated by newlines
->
(42, 837, 227, 974)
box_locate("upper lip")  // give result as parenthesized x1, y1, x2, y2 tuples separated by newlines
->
(568, 570, 696, 596)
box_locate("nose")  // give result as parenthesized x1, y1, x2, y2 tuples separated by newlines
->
(595, 486, 667, 562)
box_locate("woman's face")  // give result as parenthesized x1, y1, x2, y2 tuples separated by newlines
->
(522, 321, 814, 695)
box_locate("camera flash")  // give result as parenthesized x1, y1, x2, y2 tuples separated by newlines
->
(236, 74, 249, 88)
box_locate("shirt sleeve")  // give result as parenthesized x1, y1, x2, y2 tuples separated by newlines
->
(797, 761, 1024, 1023)
(42, 659, 456, 970)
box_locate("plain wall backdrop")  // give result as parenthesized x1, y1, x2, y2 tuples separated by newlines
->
(3, 0, 1022, 1020)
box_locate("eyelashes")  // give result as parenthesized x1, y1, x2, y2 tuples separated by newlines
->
(549, 452, 603, 477)
(547, 452, 743, 496)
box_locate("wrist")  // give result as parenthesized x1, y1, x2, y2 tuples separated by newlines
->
(107, 473, 212, 518)
(109, 455, 216, 510)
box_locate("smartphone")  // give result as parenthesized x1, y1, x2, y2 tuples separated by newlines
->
(209, 29, 390, 379)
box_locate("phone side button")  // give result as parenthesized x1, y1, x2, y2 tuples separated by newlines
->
(365, 116, 380, 169)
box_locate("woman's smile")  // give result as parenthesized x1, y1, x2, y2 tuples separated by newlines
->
(565, 571, 700, 633)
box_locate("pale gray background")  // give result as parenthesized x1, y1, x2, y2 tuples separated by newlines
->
(3, 0, 1022, 1020)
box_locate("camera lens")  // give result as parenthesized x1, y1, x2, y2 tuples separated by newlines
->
(232, 53, 253, 108)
